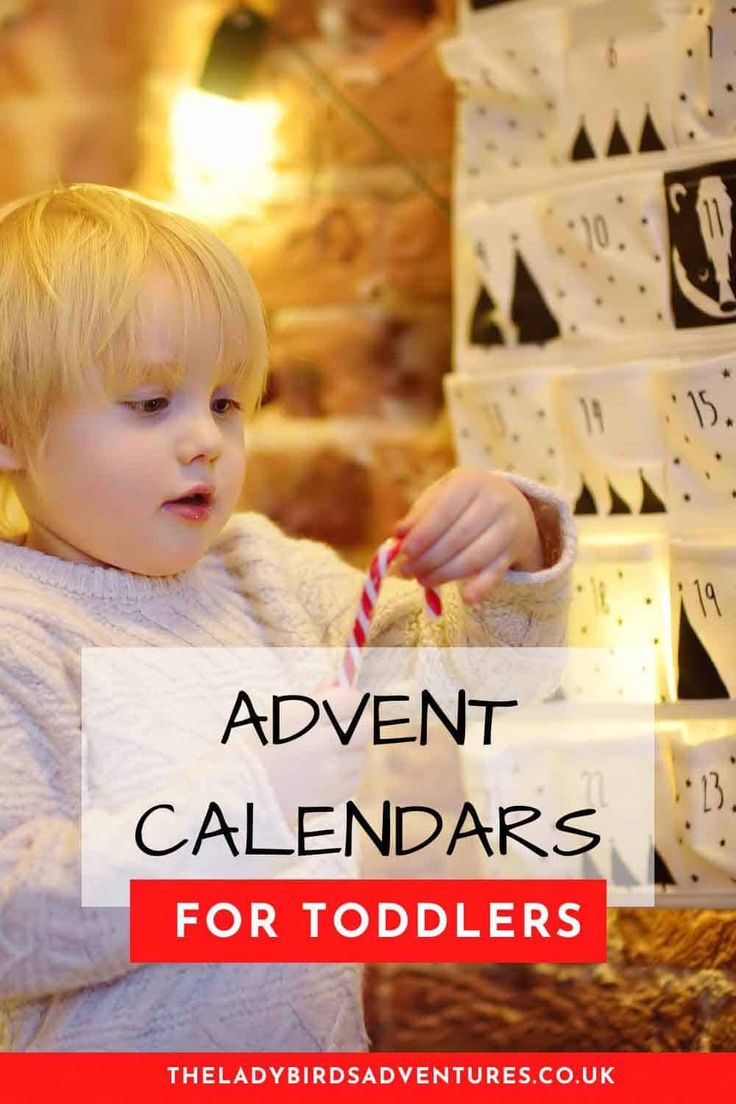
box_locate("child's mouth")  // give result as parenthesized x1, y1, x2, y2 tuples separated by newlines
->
(163, 491, 213, 521)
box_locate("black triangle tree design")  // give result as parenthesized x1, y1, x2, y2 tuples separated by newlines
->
(469, 284, 505, 347)
(677, 598, 729, 699)
(582, 849, 606, 880)
(607, 115, 631, 157)
(510, 250, 561, 344)
(639, 470, 666, 513)
(574, 476, 597, 515)
(638, 106, 665, 153)
(571, 118, 596, 161)
(611, 842, 638, 887)
(607, 479, 632, 515)
(652, 843, 677, 887)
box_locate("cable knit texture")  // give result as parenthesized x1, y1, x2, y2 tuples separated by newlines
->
(0, 475, 576, 1052)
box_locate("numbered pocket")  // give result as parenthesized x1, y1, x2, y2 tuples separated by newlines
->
(440, 7, 566, 176)
(463, 168, 671, 348)
(653, 351, 736, 511)
(560, 2, 675, 162)
(671, 1, 736, 146)
(445, 368, 576, 496)
(662, 715, 736, 887)
(670, 537, 736, 699)
(556, 361, 671, 516)
(568, 535, 673, 701)
(459, 706, 655, 899)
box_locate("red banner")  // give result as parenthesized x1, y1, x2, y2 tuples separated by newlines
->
(130, 879, 606, 963)
(0, 1053, 733, 1102)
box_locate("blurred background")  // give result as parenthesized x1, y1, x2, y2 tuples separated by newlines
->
(2, 0, 735, 1053)
(0, 0, 456, 559)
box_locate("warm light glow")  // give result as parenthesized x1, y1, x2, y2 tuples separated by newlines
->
(169, 89, 282, 221)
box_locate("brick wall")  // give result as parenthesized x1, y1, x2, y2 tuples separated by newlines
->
(0, 0, 142, 198)
(1, 0, 734, 1053)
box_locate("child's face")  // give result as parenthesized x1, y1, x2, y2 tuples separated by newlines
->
(12, 267, 249, 576)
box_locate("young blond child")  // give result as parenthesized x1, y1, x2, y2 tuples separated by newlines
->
(0, 183, 576, 1052)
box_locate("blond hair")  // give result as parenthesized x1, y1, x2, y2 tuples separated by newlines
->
(0, 182, 269, 537)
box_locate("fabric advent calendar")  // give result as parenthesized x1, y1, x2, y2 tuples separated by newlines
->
(444, 0, 736, 905)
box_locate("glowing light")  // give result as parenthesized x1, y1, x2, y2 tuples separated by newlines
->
(169, 89, 281, 221)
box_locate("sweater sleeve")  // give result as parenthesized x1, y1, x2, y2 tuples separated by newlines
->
(241, 475, 576, 652)
(0, 632, 136, 1002)
(0, 626, 304, 1003)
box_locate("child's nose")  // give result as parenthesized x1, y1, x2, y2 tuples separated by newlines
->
(176, 412, 223, 464)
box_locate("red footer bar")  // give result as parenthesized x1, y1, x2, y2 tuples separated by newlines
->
(130, 879, 606, 963)
(0, 1053, 733, 1103)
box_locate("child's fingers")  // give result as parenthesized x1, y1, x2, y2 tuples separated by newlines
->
(460, 552, 514, 604)
(396, 499, 492, 580)
(394, 480, 477, 562)
(393, 475, 449, 537)
(414, 526, 508, 589)
(392, 484, 449, 551)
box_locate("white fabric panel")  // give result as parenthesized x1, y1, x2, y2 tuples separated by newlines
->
(459, 705, 656, 903)
(653, 352, 736, 512)
(442, 7, 567, 175)
(567, 536, 673, 701)
(560, 4, 675, 161)
(657, 717, 736, 894)
(556, 361, 671, 515)
(670, 537, 736, 697)
(444, 369, 576, 495)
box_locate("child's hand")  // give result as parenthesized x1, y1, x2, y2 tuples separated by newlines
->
(391, 468, 544, 605)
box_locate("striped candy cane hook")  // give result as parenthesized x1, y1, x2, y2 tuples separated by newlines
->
(338, 536, 442, 688)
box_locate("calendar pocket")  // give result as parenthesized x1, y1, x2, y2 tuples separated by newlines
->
(669, 537, 736, 699)
(445, 368, 576, 496)
(652, 351, 736, 512)
(560, 2, 676, 163)
(662, 715, 736, 887)
(656, 715, 736, 899)
(669, 0, 736, 146)
(555, 361, 671, 516)
(568, 535, 673, 701)
(441, 7, 567, 176)
(463, 169, 671, 348)
(459, 704, 655, 902)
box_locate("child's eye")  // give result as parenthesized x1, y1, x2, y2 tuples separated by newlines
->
(211, 397, 243, 415)
(124, 397, 169, 415)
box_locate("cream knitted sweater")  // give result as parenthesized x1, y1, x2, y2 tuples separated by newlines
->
(0, 477, 576, 1052)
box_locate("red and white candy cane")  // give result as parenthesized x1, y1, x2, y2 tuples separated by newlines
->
(337, 536, 442, 687)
